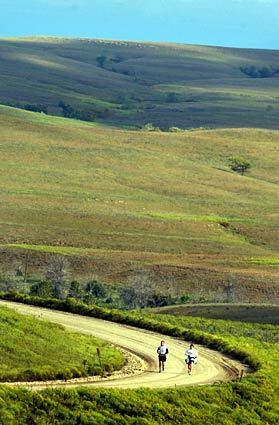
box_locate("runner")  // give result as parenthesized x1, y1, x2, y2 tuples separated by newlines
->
(185, 343, 198, 375)
(157, 340, 169, 373)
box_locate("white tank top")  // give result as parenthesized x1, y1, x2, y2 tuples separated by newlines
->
(158, 345, 168, 355)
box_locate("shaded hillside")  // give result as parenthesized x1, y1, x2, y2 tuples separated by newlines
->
(153, 304, 279, 324)
(0, 105, 278, 302)
(0, 37, 278, 129)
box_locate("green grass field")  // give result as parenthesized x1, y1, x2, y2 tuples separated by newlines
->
(0, 306, 124, 382)
(152, 303, 279, 324)
(0, 105, 278, 302)
(0, 37, 278, 129)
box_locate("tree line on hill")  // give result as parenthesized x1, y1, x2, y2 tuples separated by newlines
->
(240, 65, 279, 78)
(0, 257, 189, 309)
(58, 101, 111, 121)
(4, 100, 111, 122)
(0, 252, 242, 309)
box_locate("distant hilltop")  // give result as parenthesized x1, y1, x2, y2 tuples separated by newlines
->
(0, 37, 278, 129)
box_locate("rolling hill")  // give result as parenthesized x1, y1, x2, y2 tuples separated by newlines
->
(0, 105, 278, 302)
(0, 37, 278, 129)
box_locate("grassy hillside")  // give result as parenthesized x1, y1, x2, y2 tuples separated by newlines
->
(0, 306, 124, 382)
(0, 105, 278, 302)
(152, 304, 279, 324)
(0, 37, 278, 129)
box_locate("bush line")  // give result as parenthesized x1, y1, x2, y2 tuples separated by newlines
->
(0, 365, 107, 383)
(0, 292, 261, 373)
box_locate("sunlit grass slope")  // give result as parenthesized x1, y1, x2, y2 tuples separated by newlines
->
(0, 105, 278, 301)
(0, 306, 124, 381)
(0, 37, 278, 129)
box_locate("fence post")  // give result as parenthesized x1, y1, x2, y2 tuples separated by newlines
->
(97, 347, 103, 374)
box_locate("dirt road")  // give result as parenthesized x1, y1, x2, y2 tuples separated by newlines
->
(0, 300, 249, 389)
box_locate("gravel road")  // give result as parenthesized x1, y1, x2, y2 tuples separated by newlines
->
(0, 300, 249, 390)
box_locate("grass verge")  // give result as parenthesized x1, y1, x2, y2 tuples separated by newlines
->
(0, 304, 124, 382)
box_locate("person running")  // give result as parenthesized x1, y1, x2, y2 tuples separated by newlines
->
(157, 340, 169, 372)
(185, 343, 198, 375)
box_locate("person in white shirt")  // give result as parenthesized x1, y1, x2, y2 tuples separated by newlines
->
(185, 343, 198, 375)
(157, 340, 169, 373)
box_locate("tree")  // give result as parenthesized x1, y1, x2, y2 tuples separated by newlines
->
(25, 104, 48, 114)
(97, 108, 111, 119)
(240, 65, 279, 78)
(85, 280, 107, 298)
(58, 101, 94, 122)
(58, 101, 74, 118)
(0, 273, 21, 292)
(224, 275, 236, 302)
(260, 66, 274, 78)
(120, 273, 171, 309)
(30, 281, 54, 298)
(44, 256, 69, 299)
(96, 55, 107, 68)
(166, 92, 178, 103)
(228, 156, 252, 175)
(68, 280, 82, 298)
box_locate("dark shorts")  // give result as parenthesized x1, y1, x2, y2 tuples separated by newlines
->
(186, 356, 195, 365)
(159, 354, 167, 362)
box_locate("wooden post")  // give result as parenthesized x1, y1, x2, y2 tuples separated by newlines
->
(239, 369, 244, 381)
(97, 347, 103, 373)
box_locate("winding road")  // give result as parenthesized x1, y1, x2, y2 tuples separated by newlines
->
(0, 300, 249, 390)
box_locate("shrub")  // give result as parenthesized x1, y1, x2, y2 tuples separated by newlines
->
(96, 55, 107, 68)
(165, 92, 179, 103)
(30, 281, 54, 298)
(141, 123, 161, 132)
(24, 104, 48, 114)
(168, 126, 184, 132)
(58, 101, 95, 122)
(228, 156, 252, 175)
(85, 280, 107, 298)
